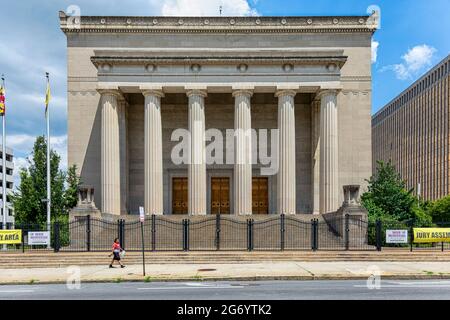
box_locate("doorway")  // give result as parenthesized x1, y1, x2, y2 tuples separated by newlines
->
(252, 177, 269, 214)
(210, 177, 230, 214)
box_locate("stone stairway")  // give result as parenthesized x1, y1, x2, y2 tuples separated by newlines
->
(1, 250, 450, 268)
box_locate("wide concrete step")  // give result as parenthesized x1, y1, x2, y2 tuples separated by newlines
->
(1, 251, 450, 268)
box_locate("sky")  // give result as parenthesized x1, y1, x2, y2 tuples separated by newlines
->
(0, 0, 449, 187)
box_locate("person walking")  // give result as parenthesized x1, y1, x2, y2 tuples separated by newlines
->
(109, 238, 125, 268)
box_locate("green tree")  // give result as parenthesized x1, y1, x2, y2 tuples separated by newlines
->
(361, 161, 415, 221)
(12, 136, 80, 225)
(361, 160, 434, 227)
(428, 195, 450, 223)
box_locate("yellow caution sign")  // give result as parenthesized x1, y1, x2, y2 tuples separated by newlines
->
(0, 229, 22, 244)
(413, 228, 450, 243)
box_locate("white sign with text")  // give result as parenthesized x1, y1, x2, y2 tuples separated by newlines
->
(28, 231, 50, 245)
(386, 230, 408, 244)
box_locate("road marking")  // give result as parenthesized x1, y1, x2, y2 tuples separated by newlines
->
(354, 284, 450, 288)
(137, 286, 244, 290)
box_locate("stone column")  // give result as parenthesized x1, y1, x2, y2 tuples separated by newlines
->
(318, 90, 339, 213)
(233, 89, 253, 215)
(275, 90, 297, 215)
(118, 98, 128, 214)
(143, 90, 164, 215)
(187, 90, 207, 215)
(100, 90, 121, 215)
(311, 99, 320, 214)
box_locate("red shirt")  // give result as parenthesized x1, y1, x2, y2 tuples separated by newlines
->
(112, 242, 121, 252)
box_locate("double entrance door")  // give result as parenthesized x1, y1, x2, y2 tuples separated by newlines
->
(171, 176, 268, 214)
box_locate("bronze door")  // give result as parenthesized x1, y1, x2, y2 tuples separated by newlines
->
(252, 177, 269, 214)
(172, 177, 188, 214)
(211, 177, 230, 214)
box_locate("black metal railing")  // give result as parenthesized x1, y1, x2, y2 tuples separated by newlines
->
(4, 214, 450, 252)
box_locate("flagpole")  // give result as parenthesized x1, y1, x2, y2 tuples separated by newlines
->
(1, 75, 6, 251)
(46, 72, 51, 248)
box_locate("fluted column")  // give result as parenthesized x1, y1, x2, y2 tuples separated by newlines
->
(143, 90, 164, 215)
(311, 99, 320, 214)
(276, 90, 297, 215)
(233, 89, 253, 215)
(100, 90, 121, 215)
(187, 90, 207, 215)
(118, 98, 128, 214)
(318, 90, 339, 213)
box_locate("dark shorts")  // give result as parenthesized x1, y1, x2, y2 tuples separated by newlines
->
(113, 252, 121, 261)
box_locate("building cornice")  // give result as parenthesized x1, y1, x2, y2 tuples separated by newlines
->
(59, 11, 378, 34)
(91, 55, 348, 68)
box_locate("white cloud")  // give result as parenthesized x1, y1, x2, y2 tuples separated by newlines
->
(150, 0, 259, 16)
(381, 44, 437, 80)
(371, 40, 379, 64)
(402, 45, 436, 72)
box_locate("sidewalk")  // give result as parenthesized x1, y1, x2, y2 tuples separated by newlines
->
(1, 261, 450, 284)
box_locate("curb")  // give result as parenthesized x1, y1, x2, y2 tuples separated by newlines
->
(2, 274, 450, 285)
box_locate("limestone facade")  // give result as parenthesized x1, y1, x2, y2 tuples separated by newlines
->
(60, 13, 375, 215)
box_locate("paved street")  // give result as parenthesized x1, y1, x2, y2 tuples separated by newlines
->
(1, 280, 450, 300)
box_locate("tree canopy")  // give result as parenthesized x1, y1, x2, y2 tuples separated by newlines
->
(361, 160, 432, 226)
(12, 136, 80, 225)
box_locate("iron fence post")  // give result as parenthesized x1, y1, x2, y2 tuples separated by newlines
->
(311, 219, 318, 251)
(409, 219, 414, 252)
(21, 224, 25, 253)
(151, 214, 156, 252)
(247, 219, 254, 251)
(186, 219, 190, 251)
(118, 219, 125, 251)
(345, 214, 350, 251)
(53, 222, 60, 253)
(182, 219, 189, 251)
(280, 214, 285, 251)
(376, 219, 382, 251)
(216, 214, 221, 251)
(86, 215, 91, 252)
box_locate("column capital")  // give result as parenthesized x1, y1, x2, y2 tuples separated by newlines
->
(232, 89, 253, 98)
(97, 88, 123, 99)
(316, 89, 340, 99)
(142, 89, 165, 98)
(275, 89, 297, 98)
(186, 89, 207, 98)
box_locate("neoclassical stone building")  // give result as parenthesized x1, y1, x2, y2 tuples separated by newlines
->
(60, 12, 376, 216)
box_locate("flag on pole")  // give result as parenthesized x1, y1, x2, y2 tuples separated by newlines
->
(45, 78, 51, 114)
(0, 85, 5, 116)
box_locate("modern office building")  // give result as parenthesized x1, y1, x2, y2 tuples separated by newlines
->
(60, 12, 377, 216)
(372, 54, 450, 201)
(0, 146, 14, 227)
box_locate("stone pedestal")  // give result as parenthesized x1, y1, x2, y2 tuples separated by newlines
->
(69, 185, 101, 221)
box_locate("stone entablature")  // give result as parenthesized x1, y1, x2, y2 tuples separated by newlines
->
(59, 12, 378, 34)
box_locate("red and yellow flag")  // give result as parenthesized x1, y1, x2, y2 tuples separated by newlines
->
(0, 86, 5, 116)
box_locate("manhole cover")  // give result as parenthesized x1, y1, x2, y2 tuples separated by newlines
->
(197, 268, 217, 272)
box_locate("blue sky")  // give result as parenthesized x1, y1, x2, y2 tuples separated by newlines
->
(0, 0, 449, 185)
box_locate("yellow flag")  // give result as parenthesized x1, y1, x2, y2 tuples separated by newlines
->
(45, 81, 51, 111)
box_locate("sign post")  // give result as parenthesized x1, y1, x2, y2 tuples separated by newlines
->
(139, 206, 146, 276)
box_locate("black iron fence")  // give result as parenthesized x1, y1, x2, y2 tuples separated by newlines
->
(3, 215, 450, 252)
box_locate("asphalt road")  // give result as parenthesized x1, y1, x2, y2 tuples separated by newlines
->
(1, 279, 450, 300)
